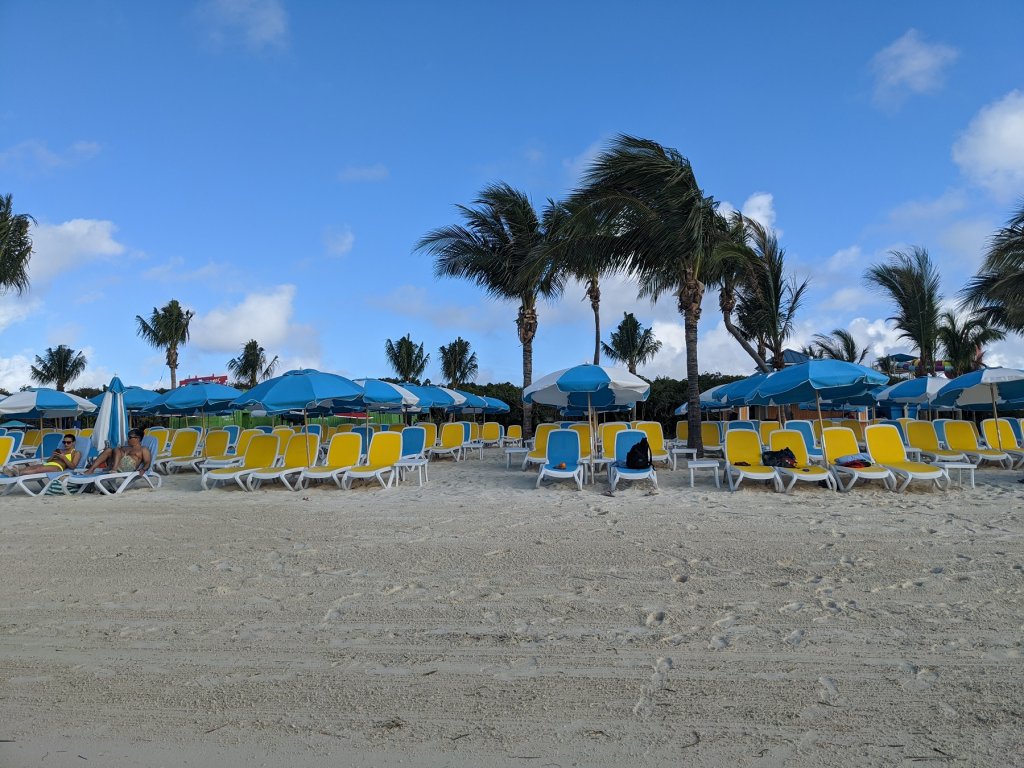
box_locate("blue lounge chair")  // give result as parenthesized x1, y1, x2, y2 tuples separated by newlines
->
(536, 429, 584, 490)
(607, 429, 658, 492)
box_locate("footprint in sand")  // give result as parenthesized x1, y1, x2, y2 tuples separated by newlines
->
(818, 676, 841, 705)
(672, 574, 689, 584)
(786, 629, 805, 647)
(708, 635, 729, 650)
(645, 610, 667, 628)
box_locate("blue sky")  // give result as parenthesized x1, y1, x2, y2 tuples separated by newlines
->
(2, 1, 1023, 392)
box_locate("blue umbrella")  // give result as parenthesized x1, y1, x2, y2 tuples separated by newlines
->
(748, 360, 889, 433)
(90, 386, 159, 411)
(933, 368, 1024, 409)
(145, 381, 242, 415)
(457, 395, 510, 415)
(0, 420, 31, 429)
(398, 383, 457, 410)
(523, 364, 650, 409)
(0, 388, 98, 419)
(351, 379, 420, 409)
(230, 369, 363, 414)
(676, 383, 733, 415)
(441, 387, 488, 411)
(875, 377, 948, 406)
(711, 373, 772, 406)
(93, 376, 128, 451)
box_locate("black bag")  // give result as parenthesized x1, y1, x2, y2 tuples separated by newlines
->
(626, 437, 652, 469)
(761, 447, 797, 468)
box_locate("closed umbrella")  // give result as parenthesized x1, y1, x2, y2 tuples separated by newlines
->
(93, 376, 128, 452)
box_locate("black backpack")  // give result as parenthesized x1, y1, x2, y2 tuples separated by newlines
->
(761, 447, 797, 468)
(626, 436, 652, 469)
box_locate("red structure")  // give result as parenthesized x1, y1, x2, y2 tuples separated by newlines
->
(180, 374, 228, 386)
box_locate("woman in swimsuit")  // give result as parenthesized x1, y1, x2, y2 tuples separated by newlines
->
(85, 429, 151, 475)
(3, 434, 81, 476)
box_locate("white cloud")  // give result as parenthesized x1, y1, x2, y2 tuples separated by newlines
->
(337, 164, 389, 182)
(0, 296, 41, 333)
(191, 284, 306, 353)
(938, 217, 995, 269)
(952, 90, 1024, 201)
(562, 140, 603, 183)
(0, 354, 33, 393)
(29, 219, 125, 283)
(825, 286, 875, 312)
(719, 192, 781, 236)
(824, 245, 863, 273)
(368, 284, 511, 334)
(0, 138, 100, 173)
(982, 335, 1024, 369)
(870, 29, 958, 107)
(846, 317, 908, 359)
(324, 226, 355, 256)
(142, 256, 225, 282)
(888, 189, 968, 224)
(195, 0, 288, 51)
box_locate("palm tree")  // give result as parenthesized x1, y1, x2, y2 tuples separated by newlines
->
(733, 219, 810, 370)
(438, 337, 478, 389)
(937, 311, 1005, 377)
(384, 334, 429, 383)
(416, 183, 559, 437)
(812, 329, 870, 364)
(0, 193, 34, 296)
(226, 340, 279, 389)
(538, 198, 622, 364)
(711, 212, 771, 373)
(961, 200, 1024, 332)
(136, 299, 195, 389)
(571, 135, 724, 452)
(864, 247, 942, 377)
(601, 312, 662, 375)
(30, 345, 87, 391)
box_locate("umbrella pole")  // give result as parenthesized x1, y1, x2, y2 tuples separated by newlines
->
(991, 385, 1003, 450)
(815, 392, 825, 449)
(304, 409, 312, 467)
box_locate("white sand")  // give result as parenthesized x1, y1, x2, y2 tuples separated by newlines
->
(2, 452, 1022, 767)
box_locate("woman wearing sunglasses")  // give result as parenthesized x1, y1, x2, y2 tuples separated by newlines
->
(2, 434, 82, 476)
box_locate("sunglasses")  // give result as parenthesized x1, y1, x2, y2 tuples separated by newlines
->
(62, 439, 75, 444)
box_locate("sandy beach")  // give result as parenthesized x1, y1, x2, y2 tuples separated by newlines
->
(2, 451, 1022, 767)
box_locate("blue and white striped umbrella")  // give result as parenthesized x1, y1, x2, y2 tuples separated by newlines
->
(440, 387, 488, 411)
(398, 383, 457, 409)
(711, 373, 772, 406)
(523, 364, 650, 408)
(932, 367, 1024, 409)
(747, 360, 888, 406)
(874, 376, 948, 405)
(93, 376, 128, 451)
(456, 395, 510, 415)
(676, 383, 732, 414)
(90, 386, 159, 412)
(351, 379, 420, 409)
(0, 388, 98, 419)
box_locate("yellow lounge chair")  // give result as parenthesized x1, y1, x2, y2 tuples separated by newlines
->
(300, 433, 362, 489)
(342, 432, 401, 489)
(419, 422, 438, 450)
(906, 421, 966, 464)
(944, 421, 1011, 468)
(200, 428, 262, 470)
(840, 419, 866, 447)
(822, 427, 894, 492)
(675, 421, 688, 444)
(152, 429, 201, 475)
(428, 422, 465, 462)
(501, 424, 523, 447)
(247, 434, 320, 491)
(480, 422, 503, 447)
(865, 424, 948, 493)
(145, 427, 171, 456)
(165, 429, 230, 473)
(758, 421, 781, 445)
(701, 422, 723, 457)
(725, 430, 782, 492)
(522, 423, 556, 470)
(768, 429, 836, 492)
(635, 421, 671, 468)
(201, 434, 280, 491)
(981, 419, 1024, 469)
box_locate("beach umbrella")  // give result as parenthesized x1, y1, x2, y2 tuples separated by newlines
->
(351, 379, 420, 408)
(933, 368, 1024, 449)
(90, 386, 160, 412)
(93, 376, 128, 452)
(524, 364, 651, 459)
(398, 383, 457, 411)
(675, 383, 732, 415)
(456, 395, 510, 415)
(711, 373, 771, 407)
(748, 360, 889, 436)
(231, 369, 364, 464)
(0, 388, 98, 420)
(873, 376, 949, 417)
(523, 364, 650, 409)
(440, 388, 487, 411)
(145, 381, 243, 416)
(0, 420, 31, 429)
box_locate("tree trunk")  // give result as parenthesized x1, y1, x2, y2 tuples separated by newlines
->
(167, 345, 178, 389)
(587, 277, 601, 365)
(720, 286, 771, 373)
(518, 302, 538, 440)
(678, 277, 704, 457)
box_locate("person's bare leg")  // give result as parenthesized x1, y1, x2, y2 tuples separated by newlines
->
(87, 448, 115, 473)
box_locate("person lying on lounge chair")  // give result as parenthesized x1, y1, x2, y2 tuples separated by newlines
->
(3, 434, 81, 476)
(85, 429, 152, 476)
